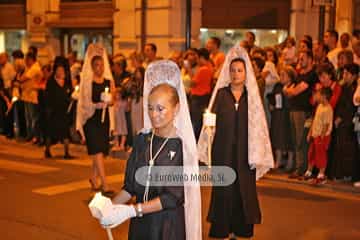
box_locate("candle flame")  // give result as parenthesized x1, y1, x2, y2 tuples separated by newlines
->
(105, 87, 109, 93)
(75, 85, 79, 91)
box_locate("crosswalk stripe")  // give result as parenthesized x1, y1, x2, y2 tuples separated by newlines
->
(0, 159, 59, 174)
(32, 174, 124, 196)
(56, 158, 118, 167)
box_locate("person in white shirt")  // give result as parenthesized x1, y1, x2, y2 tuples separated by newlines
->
(0, 53, 16, 92)
(262, 47, 280, 126)
(324, 30, 342, 69)
(20, 52, 43, 143)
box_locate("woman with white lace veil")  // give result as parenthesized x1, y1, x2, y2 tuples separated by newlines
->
(76, 43, 115, 195)
(198, 46, 273, 239)
(98, 60, 202, 240)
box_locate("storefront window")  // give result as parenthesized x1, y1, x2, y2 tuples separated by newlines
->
(0, 30, 26, 56)
(64, 32, 112, 59)
(199, 28, 288, 53)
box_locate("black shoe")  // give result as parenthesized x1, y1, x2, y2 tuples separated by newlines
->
(44, 150, 52, 158)
(64, 153, 75, 160)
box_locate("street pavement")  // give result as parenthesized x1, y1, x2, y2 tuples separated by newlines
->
(0, 136, 360, 240)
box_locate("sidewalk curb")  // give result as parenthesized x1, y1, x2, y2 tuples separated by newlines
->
(263, 174, 360, 195)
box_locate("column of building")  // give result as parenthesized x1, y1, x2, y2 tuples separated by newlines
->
(26, 0, 61, 64)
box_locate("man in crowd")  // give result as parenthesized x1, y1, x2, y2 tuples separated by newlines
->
(20, 52, 43, 143)
(313, 41, 330, 66)
(144, 43, 158, 67)
(246, 31, 257, 53)
(284, 50, 318, 178)
(324, 29, 341, 69)
(0, 52, 16, 138)
(186, 48, 213, 140)
(206, 36, 225, 83)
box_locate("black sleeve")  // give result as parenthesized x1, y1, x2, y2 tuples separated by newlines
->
(122, 134, 144, 195)
(159, 142, 185, 209)
(335, 88, 355, 127)
(211, 88, 223, 114)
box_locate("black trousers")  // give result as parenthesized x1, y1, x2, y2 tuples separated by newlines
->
(189, 94, 210, 140)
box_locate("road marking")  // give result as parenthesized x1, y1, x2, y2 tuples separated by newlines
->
(0, 159, 59, 174)
(56, 158, 118, 167)
(32, 174, 124, 196)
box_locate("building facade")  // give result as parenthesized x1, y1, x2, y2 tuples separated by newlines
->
(0, 0, 358, 64)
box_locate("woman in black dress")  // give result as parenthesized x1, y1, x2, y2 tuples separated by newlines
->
(198, 46, 273, 239)
(76, 44, 115, 194)
(44, 57, 73, 158)
(98, 60, 202, 240)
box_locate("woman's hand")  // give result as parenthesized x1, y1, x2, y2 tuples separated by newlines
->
(100, 204, 136, 229)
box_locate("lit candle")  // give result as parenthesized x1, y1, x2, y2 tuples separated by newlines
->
(75, 85, 80, 92)
(11, 96, 18, 103)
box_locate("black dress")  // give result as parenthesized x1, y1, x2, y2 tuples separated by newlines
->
(84, 80, 110, 155)
(208, 87, 261, 239)
(330, 83, 358, 178)
(123, 133, 185, 240)
(267, 82, 293, 151)
(44, 79, 72, 142)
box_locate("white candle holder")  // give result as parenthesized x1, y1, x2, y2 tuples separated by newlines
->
(101, 87, 112, 123)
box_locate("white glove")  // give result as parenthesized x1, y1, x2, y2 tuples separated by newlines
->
(88, 192, 113, 220)
(100, 204, 136, 229)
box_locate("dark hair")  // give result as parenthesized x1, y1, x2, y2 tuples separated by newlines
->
(198, 48, 210, 60)
(149, 83, 179, 106)
(281, 65, 297, 83)
(303, 35, 313, 44)
(317, 41, 330, 54)
(246, 31, 256, 41)
(326, 29, 339, 42)
(299, 50, 313, 60)
(316, 62, 336, 80)
(113, 54, 127, 70)
(52, 56, 72, 88)
(252, 48, 266, 59)
(145, 43, 157, 53)
(25, 52, 36, 61)
(353, 30, 360, 40)
(230, 57, 246, 72)
(184, 48, 199, 59)
(252, 57, 265, 71)
(319, 87, 332, 101)
(300, 39, 312, 50)
(28, 45, 38, 58)
(286, 36, 296, 46)
(264, 46, 278, 65)
(42, 64, 52, 72)
(91, 55, 104, 67)
(210, 37, 221, 48)
(343, 63, 359, 76)
(338, 49, 354, 63)
(12, 50, 24, 59)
